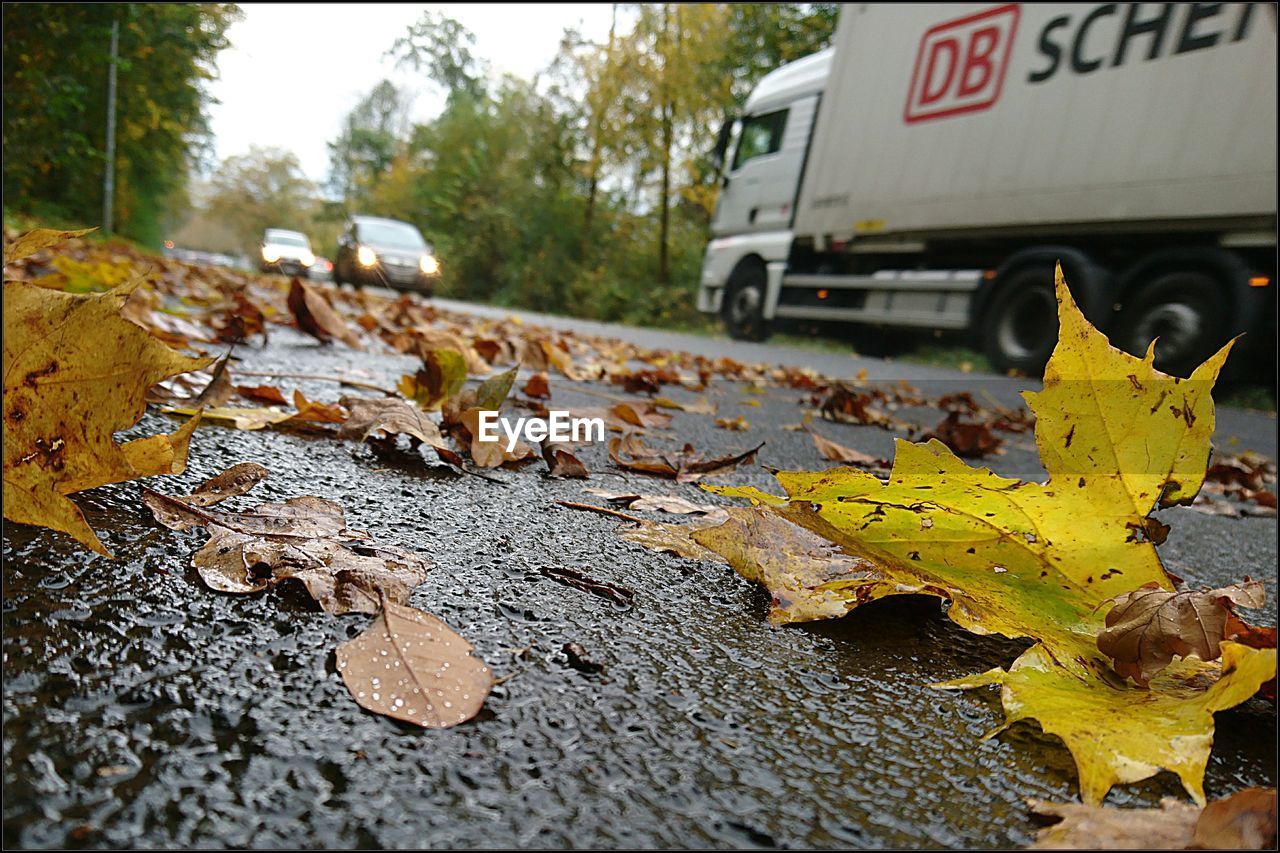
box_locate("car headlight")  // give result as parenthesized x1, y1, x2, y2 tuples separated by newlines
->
(262, 247, 280, 263)
(357, 245, 377, 267)
(419, 254, 439, 275)
(300, 251, 315, 267)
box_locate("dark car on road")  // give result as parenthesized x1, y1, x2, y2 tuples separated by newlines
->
(333, 216, 439, 294)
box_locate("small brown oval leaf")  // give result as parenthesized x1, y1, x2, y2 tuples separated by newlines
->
(336, 600, 492, 728)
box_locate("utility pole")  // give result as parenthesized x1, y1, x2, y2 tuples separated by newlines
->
(102, 17, 119, 234)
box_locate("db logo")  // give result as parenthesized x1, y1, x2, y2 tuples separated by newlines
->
(904, 4, 1019, 124)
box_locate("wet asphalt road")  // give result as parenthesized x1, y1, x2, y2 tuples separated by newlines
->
(2, 303, 1276, 849)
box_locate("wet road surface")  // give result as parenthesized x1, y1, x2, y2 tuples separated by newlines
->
(3, 317, 1275, 849)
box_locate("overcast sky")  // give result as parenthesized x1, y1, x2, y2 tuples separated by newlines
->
(206, 4, 615, 185)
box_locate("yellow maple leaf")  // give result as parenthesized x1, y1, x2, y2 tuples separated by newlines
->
(4, 232, 209, 556)
(630, 266, 1270, 805)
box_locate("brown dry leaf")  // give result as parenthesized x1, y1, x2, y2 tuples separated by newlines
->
(692, 508, 886, 625)
(583, 487, 721, 517)
(4, 267, 209, 555)
(1027, 796, 1203, 849)
(291, 390, 347, 424)
(338, 395, 445, 448)
(1098, 580, 1267, 686)
(3, 227, 95, 264)
(143, 484, 427, 615)
(924, 410, 1003, 458)
(213, 292, 268, 344)
(612, 401, 672, 429)
(237, 384, 288, 405)
(1193, 787, 1278, 849)
(182, 462, 269, 507)
(715, 415, 749, 431)
(288, 278, 362, 349)
(1026, 788, 1277, 850)
(543, 442, 589, 479)
(523, 372, 551, 399)
(654, 395, 716, 415)
(818, 384, 894, 428)
(617, 515, 730, 564)
(608, 432, 763, 483)
(458, 407, 534, 468)
(336, 598, 493, 728)
(803, 418, 886, 468)
(161, 404, 294, 431)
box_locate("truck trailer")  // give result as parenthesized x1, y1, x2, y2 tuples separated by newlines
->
(698, 2, 1276, 377)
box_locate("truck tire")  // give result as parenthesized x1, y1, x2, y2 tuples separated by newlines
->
(722, 261, 771, 342)
(981, 265, 1058, 375)
(1114, 270, 1226, 378)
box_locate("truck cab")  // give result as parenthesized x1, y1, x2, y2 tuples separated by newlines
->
(698, 49, 831, 340)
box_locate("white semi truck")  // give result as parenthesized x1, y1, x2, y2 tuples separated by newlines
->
(699, 2, 1276, 376)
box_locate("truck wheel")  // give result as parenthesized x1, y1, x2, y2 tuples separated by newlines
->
(981, 266, 1058, 375)
(1114, 270, 1225, 378)
(722, 263, 771, 342)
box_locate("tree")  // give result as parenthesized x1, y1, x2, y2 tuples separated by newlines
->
(204, 146, 318, 254)
(327, 80, 411, 204)
(2, 3, 240, 245)
(389, 11, 488, 105)
(719, 3, 838, 107)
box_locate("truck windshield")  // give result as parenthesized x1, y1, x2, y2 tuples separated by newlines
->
(732, 109, 788, 170)
(266, 232, 308, 247)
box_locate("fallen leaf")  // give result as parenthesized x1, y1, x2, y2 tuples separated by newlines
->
(291, 390, 347, 424)
(4, 227, 95, 264)
(182, 462, 269, 507)
(612, 401, 673, 429)
(608, 432, 763, 483)
(692, 508, 885, 624)
(1097, 580, 1267, 685)
(4, 258, 209, 554)
(237, 384, 288, 405)
(923, 410, 1003, 458)
(562, 642, 604, 674)
(522, 371, 551, 399)
(399, 348, 467, 411)
(161, 404, 294, 431)
(1193, 787, 1277, 849)
(818, 384, 894, 428)
(583, 487, 722, 517)
(338, 395, 445, 448)
(539, 565, 634, 606)
(542, 443, 589, 479)
(1026, 787, 1277, 850)
(336, 597, 492, 728)
(638, 266, 1271, 805)
(288, 278, 362, 348)
(715, 415, 749, 431)
(143, 485, 427, 615)
(1027, 796, 1202, 849)
(803, 418, 886, 468)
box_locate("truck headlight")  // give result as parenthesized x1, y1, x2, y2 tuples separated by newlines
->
(419, 254, 439, 275)
(262, 247, 280, 263)
(356, 246, 377, 267)
(300, 251, 315, 267)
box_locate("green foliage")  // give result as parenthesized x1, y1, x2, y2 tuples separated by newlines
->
(2, 3, 240, 246)
(204, 146, 318, 256)
(331, 4, 833, 327)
